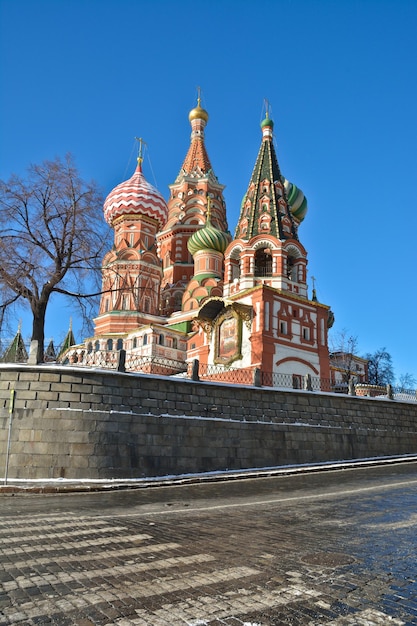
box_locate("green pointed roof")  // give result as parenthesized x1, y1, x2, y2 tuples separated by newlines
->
(57, 321, 76, 359)
(234, 112, 299, 241)
(1, 326, 28, 363)
(44, 340, 57, 361)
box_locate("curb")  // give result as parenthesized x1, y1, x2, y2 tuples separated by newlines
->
(2, 454, 417, 495)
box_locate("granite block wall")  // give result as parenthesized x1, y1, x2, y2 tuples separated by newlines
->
(0, 364, 416, 480)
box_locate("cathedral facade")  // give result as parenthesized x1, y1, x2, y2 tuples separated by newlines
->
(66, 98, 333, 384)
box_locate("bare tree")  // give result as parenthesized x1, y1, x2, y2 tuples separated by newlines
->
(329, 329, 360, 384)
(0, 154, 109, 363)
(364, 347, 394, 386)
(397, 372, 417, 392)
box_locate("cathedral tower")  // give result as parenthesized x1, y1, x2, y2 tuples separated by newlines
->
(224, 112, 308, 298)
(191, 109, 332, 381)
(157, 95, 229, 316)
(94, 150, 168, 335)
(182, 197, 230, 313)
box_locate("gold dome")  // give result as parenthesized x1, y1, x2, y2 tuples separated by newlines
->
(188, 96, 209, 123)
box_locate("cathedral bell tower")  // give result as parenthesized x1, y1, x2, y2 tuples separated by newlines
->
(224, 111, 308, 298)
(156, 94, 229, 316)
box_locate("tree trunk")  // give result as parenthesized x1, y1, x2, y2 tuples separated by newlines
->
(31, 299, 48, 364)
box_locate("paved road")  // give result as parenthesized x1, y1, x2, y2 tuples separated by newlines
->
(1, 463, 417, 625)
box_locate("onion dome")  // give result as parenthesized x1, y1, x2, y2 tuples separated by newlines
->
(188, 200, 230, 256)
(103, 158, 168, 229)
(188, 95, 209, 123)
(283, 177, 308, 223)
(260, 112, 274, 129)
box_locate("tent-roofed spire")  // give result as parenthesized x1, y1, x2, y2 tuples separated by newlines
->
(177, 91, 213, 178)
(234, 109, 298, 242)
(44, 339, 56, 361)
(1, 321, 28, 363)
(57, 319, 76, 360)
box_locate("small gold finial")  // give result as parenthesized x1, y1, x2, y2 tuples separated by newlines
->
(189, 88, 209, 123)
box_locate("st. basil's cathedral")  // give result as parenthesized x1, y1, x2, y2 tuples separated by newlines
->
(66, 96, 334, 385)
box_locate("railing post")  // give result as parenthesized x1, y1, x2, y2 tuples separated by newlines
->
(28, 340, 39, 365)
(253, 368, 262, 387)
(348, 377, 356, 396)
(117, 349, 126, 372)
(191, 359, 200, 381)
(387, 384, 393, 400)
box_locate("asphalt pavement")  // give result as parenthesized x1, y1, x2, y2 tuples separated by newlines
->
(1, 462, 417, 625)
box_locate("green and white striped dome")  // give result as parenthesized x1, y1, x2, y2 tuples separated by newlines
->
(282, 177, 308, 223)
(188, 216, 230, 256)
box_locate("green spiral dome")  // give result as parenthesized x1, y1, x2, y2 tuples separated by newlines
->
(188, 219, 230, 256)
(282, 177, 308, 223)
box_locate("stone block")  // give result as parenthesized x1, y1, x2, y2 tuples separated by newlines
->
(14, 389, 37, 401)
(60, 374, 84, 384)
(18, 371, 40, 382)
(39, 372, 61, 383)
(70, 443, 95, 456)
(12, 380, 32, 391)
(175, 401, 192, 412)
(71, 383, 92, 394)
(89, 403, 109, 412)
(36, 391, 58, 401)
(81, 393, 103, 404)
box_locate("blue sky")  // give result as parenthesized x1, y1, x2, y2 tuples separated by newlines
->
(0, 0, 416, 380)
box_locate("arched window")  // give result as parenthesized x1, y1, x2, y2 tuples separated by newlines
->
(143, 334, 148, 346)
(87, 342, 93, 354)
(172, 338, 178, 349)
(116, 338, 123, 350)
(254, 247, 272, 276)
(159, 334, 164, 346)
(287, 254, 297, 281)
(132, 337, 137, 349)
(107, 339, 113, 350)
(94, 340, 100, 352)
(231, 252, 241, 280)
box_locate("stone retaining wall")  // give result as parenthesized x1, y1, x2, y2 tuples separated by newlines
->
(1, 365, 417, 480)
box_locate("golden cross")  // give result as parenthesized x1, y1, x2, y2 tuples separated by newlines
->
(134, 137, 146, 162)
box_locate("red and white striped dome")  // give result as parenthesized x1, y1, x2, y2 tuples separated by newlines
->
(103, 161, 168, 228)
